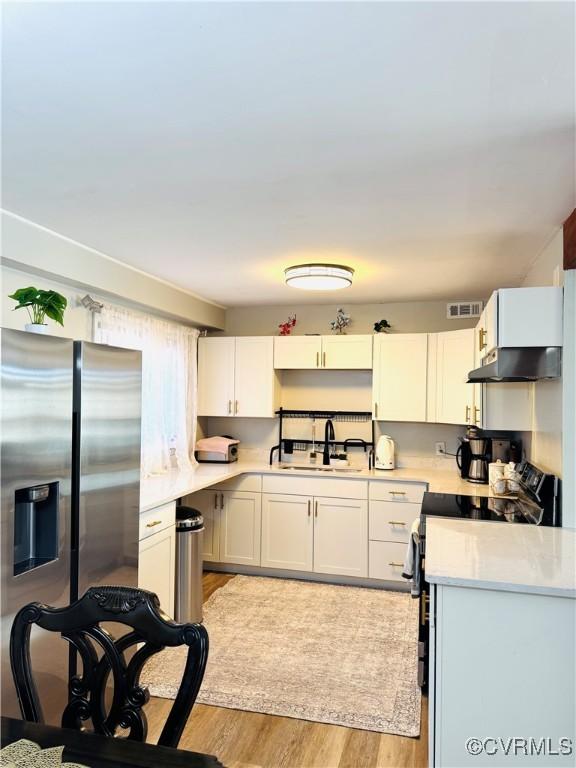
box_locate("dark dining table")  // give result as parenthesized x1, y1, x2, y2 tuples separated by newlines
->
(1, 717, 224, 768)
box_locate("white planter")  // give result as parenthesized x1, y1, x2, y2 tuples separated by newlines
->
(25, 323, 48, 334)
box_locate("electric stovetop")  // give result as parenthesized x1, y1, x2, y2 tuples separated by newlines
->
(420, 491, 542, 529)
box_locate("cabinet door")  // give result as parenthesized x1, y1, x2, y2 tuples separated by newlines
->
(261, 494, 313, 571)
(373, 334, 428, 422)
(274, 336, 322, 369)
(219, 491, 262, 566)
(435, 329, 475, 425)
(313, 497, 368, 578)
(483, 292, 498, 355)
(198, 337, 235, 416)
(482, 383, 533, 431)
(320, 335, 373, 369)
(234, 337, 277, 417)
(189, 490, 220, 562)
(138, 526, 176, 618)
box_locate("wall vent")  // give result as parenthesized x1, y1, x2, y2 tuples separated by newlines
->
(446, 301, 483, 319)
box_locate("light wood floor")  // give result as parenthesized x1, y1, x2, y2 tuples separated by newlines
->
(146, 572, 428, 768)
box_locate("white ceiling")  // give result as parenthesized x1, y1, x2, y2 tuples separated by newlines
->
(2, 2, 574, 308)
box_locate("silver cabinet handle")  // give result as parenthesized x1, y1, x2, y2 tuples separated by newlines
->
(388, 520, 407, 526)
(307, 500, 311, 517)
(146, 520, 162, 528)
(388, 561, 404, 567)
(316, 351, 319, 367)
(323, 351, 326, 367)
(228, 400, 232, 414)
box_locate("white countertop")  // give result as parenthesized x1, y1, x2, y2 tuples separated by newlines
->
(425, 517, 576, 598)
(140, 460, 490, 511)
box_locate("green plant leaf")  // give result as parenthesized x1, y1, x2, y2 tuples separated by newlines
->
(8, 287, 39, 308)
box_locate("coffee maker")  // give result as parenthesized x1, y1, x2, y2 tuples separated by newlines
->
(456, 429, 491, 484)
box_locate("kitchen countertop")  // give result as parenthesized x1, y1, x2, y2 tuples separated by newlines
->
(140, 460, 490, 512)
(425, 517, 576, 598)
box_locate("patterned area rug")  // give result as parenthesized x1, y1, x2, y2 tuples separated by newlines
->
(141, 575, 421, 736)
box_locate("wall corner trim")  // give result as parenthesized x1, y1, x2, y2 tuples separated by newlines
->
(1, 209, 226, 329)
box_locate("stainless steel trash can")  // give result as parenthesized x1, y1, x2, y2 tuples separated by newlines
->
(175, 506, 204, 623)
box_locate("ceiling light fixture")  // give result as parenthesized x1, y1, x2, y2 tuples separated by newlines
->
(284, 263, 354, 291)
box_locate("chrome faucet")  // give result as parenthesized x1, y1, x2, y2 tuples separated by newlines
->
(323, 419, 335, 466)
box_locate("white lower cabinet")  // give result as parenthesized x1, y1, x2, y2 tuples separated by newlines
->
(261, 493, 313, 571)
(261, 493, 367, 578)
(431, 584, 576, 767)
(368, 541, 407, 581)
(313, 496, 368, 578)
(188, 489, 221, 563)
(219, 491, 262, 566)
(138, 525, 176, 618)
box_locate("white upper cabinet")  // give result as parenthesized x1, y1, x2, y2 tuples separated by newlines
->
(198, 337, 235, 417)
(234, 337, 278, 417)
(320, 335, 373, 369)
(273, 335, 372, 370)
(434, 329, 476, 426)
(373, 333, 428, 422)
(477, 287, 563, 358)
(274, 336, 322, 369)
(198, 336, 279, 417)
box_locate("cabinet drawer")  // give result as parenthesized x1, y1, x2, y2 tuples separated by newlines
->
(139, 501, 176, 541)
(369, 480, 426, 504)
(212, 473, 262, 493)
(263, 474, 368, 500)
(369, 501, 420, 543)
(369, 541, 408, 582)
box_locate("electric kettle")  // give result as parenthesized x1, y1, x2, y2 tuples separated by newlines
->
(375, 435, 395, 470)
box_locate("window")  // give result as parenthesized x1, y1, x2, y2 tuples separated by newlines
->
(94, 303, 199, 477)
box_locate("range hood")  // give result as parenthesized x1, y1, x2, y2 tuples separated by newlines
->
(467, 347, 562, 383)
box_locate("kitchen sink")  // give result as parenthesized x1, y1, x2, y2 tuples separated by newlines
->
(278, 465, 363, 473)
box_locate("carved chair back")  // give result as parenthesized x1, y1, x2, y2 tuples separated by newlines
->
(10, 586, 209, 748)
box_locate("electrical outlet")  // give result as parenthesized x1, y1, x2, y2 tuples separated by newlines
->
(435, 441, 446, 457)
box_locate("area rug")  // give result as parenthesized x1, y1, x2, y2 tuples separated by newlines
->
(141, 575, 421, 736)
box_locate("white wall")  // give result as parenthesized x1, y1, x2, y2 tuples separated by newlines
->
(520, 229, 564, 477)
(2, 264, 94, 340)
(1, 210, 225, 329)
(221, 299, 480, 337)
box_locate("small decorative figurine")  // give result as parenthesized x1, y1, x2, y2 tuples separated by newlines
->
(330, 308, 351, 334)
(278, 314, 297, 336)
(374, 319, 392, 333)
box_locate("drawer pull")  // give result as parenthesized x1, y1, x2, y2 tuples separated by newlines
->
(388, 520, 407, 526)
(388, 490, 406, 496)
(146, 520, 162, 528)
(388, 561, 404, 567)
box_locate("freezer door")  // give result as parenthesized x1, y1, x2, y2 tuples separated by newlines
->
(74, 342, 142, 599)
(1, 329, 74, 723)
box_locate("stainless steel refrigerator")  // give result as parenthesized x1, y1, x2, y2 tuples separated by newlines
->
(1, 328, 142, 724)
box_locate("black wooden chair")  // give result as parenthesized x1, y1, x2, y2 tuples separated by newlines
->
(9, 585, 209, 748)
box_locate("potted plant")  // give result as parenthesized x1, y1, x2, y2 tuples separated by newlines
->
(8, 287, 67, 333)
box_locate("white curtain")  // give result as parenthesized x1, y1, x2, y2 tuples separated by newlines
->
(93, 303, 200, 477)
